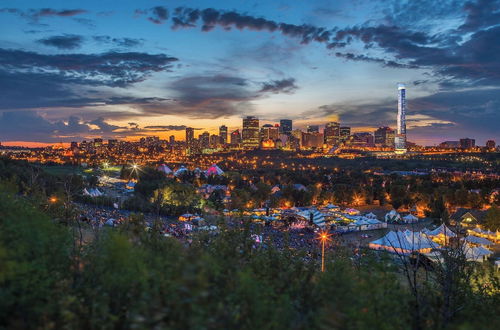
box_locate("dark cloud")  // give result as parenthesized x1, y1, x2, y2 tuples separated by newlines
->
(0, 48, 178, 88)
(334, 52, 417, 69)
(143, 125, 194, 131)
(171, 7, 333, 44)
(332, 21, 500, 87)
(37, 34, 84, 49)
(0, 111, 124, 142)
(93, 35, 144, 48)
(459, 0, 500, 32)
(0, 8, 87, 21)
(258, 78, 298, 94)
(148, 6, 169, 24)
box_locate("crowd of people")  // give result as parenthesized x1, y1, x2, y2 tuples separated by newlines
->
(74, 203, 372, 255)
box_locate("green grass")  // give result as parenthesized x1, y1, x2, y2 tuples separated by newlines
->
(41, 165, 83, 176)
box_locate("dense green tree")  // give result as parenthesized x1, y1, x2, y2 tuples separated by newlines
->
(484, 205, 500, 231)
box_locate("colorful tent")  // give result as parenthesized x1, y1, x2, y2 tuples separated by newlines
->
(206, 164, 224, 176)
(174, 166, 189, 177)
(384, 210, 401, 222)
(298, 209, 327, 227)
(369, 230, 439, 254)
(403, 214, 419, 223)
(463, 235, 494, 246)
(83, 188, 104, 197)
(424, 224, 457, 237)
(157, 164, 173, 174)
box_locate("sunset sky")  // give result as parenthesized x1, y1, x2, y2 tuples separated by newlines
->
(1, 0, 499, 146)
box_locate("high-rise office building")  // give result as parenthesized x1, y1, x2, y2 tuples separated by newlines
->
(486, 140, 496, 150)
(460, 138, 475, 149)
(210, 134, 219, 148)
(291, 129, 303, 147)
(186, 127, 195, 152)
(340, 126, 351, 142)
(279, 119, 293, 135)
(260, 124, 280, 142)
(302, 132, 324, 148)
(199, 131, 210, 149)
(230, 129, 242, 146)
(219, 125, 228, 145)
(324, 122, 340, 146)
(242, 116, 260, 149)
(395, 83, 407, 153)
(169, 135, 175, 144)
(374, 126, 395, 147)
(307, 125, 320, 133)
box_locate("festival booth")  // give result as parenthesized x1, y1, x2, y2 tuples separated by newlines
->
(125, 181, 136, 191)
(384, 210, 401, 223)
(463, 243, 493, 262)
(344, 208, 360, 215)
(206, 164, 224, 176)
(369, 230, 439, 254)
(178, 213, 195, 221)
(423, 224, 456, 245)
(468, 227, 500, 243)
(157, 164, 173, 175)
(463, 235, 494, 247)
(83, 188, 104, 197)
(174, 166, 189, 177)
(365, 212, 377, 219)
(297, 209, 327, 228)
(402, 214, 419, 223)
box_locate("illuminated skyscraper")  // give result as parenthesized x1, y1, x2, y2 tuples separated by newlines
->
(395, 83, 407, 153)
(230, 129, 242, 147)
(307, 125, 319, 133)
(219, 125, 228, 145)
(340, 126, 351, 142)
(375, 126, 395, 147)
(324, 122, 340, 146)
(186, 127, 195, 153)
(279, 119, 292, 135)
(242, 116, 260, 149)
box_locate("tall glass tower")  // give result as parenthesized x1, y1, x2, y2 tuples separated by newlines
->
(395, 83, 407, 153)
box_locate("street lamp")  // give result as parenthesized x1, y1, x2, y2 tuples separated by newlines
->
(317, 230, 332, 272)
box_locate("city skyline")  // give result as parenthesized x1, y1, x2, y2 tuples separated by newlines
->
(1, 0, 499, 146)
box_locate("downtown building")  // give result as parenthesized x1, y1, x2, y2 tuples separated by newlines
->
(375, 126, 395, 148)
(324, 122, 340, 146)
(242, 116, 260, 149)
(395, 83, 407, 153)
(279, 119, 293, 135)
(219, 125, 228, 146)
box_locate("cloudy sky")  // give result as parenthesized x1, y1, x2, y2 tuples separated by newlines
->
(0, 0, 499, 146)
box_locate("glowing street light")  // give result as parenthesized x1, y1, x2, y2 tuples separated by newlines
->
(316, 230, 332, 272)
(49, 197, 57, 203)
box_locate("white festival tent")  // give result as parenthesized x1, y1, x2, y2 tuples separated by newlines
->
(369, 230, 440, 254)
(463, 243, 493, 262)
(297, 209, 327, 227)
(384, 209, 401, 222)
(157, 164, 173, 175)
(463, 235, 494, 246)
(403, 214, 419, 223)
(424, 224, 457, 238)
(83, 188, 104, 197)
(174, 166, 189, 177)
(365, 212, 377, 219)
